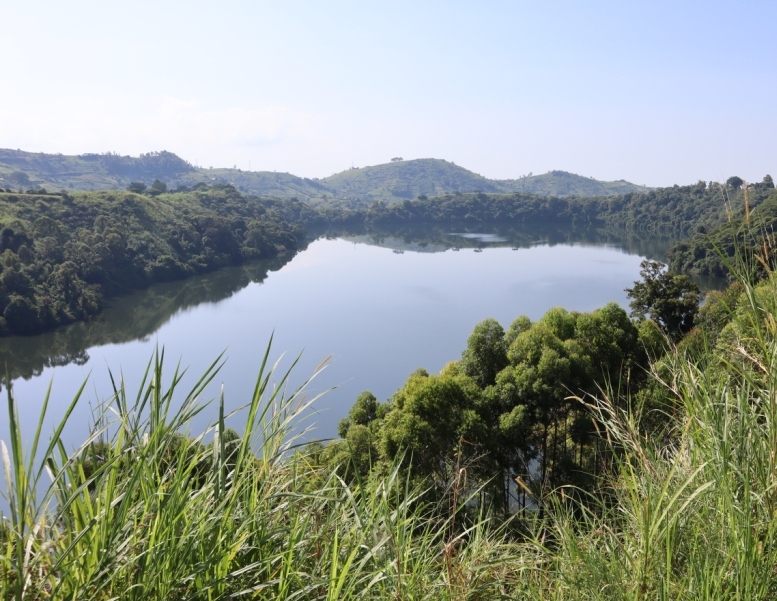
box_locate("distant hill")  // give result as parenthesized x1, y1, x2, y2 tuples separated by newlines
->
(320, 159, 504, 203)
(0, 149, 196, 190)
(498, 170, 650, 197)
(0, 149, 649, 204)
(183, 168, 328, 200)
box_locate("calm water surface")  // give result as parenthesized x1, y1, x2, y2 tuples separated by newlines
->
(2, 234, 650, 449)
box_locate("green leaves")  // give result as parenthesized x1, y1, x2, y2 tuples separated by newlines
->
(626, 259, 700, 341)
(460, 318, 508, 388)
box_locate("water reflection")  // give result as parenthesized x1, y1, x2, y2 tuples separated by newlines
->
(0, 224, 711, 387)
(449, 233, 509, 243)
(0, 253, 295, 385)
(339, 223, 679, 260)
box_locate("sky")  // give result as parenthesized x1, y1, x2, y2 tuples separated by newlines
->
(1, 0, 775, 187)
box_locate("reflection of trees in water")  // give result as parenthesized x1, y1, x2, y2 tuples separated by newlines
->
(338, 222, 678, 262)
(0, 253, 295, 385)
(0, 224, 686, 387)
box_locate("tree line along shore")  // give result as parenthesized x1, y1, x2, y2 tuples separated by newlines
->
(0, 174, 774, 336)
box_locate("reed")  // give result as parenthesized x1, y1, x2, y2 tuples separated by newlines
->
(1, 343, 521, 600)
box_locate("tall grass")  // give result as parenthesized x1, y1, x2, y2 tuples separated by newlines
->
(518, 263, 777, 598)
(0, 343, 522, 600)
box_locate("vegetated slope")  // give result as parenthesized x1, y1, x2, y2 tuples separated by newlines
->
(667, 185, 777, 278)
(0, 185, 315, 336)
(0, 149, 196, 190)
(0, 149, 326, 200)
(183, 168, 329, 200)
(498, 169, 650, 196)
(319, 263, 777, 597)
(0, 148, 649, 206)
(8, 261, 777, 597)
(356, 180, 765, 239)
(320, 158, 504, 203)
(0, 256, 293, 383)
(320, 160, 650, 206)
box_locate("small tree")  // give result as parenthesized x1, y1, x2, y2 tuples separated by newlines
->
(726, 176, 744, 190)
(460, 318, 508, 388)
(626, 260, 700, 342)
(127, 181, 147, 193)
(148, 179, 167, 195)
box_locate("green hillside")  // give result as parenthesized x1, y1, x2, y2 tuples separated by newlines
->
(0, 149, 649, 205)
(183, 168, 329, 200)
(0, 149, 327, 200)
(321, 161, 649, 206)
(0, 185, 313, 335)
(320, 158, 504, 203)
(0, 149, 196, 191)
(498, 169, 650, 196)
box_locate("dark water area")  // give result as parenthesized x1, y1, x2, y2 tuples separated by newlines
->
(0, 225, 713, 452)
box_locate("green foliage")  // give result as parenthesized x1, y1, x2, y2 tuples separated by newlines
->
(126, 181, 146, 193)
(727, 175, 744, 190)
(5, 255, 777, 597)
(0, 344, 524, 599)
(319, 162, 647, 207)
(148, 179, 167, 195)
(0, 185, 312, 336)
(499, 169, 650, 197)
(521, 271, 777, 598)
(329, 302, 648, 516)
(667, 190, 777, 279)
(0, 149, 648, 207)
(460, 317, 508, 387)
(626, 260, 701, 341)
(0, 255, 296, 383)
(379, 369, 483, 481)
(320, 158, 505, 205)
(350, 178, 756, 241)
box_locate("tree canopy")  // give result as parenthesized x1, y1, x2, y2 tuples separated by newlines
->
(626, 260, 700, 341)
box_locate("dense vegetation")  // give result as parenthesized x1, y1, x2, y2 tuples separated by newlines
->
(0, 150, 196, 191)
(353, 179, 775, 238)
(321, 261, 699, 515)
(0, 149, 648, 206)
(6, 144, 777, 596)
(499, 169, 650, 197)
(668, 181, 777, 278)
(0, 256, 294, 383)
(0, 185, 314, 335)
(4, 255, 777, 598)
(1, 174, 771, 338)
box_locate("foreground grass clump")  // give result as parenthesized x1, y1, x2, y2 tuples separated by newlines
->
(0, 346, 524, 600)
(521, 271, 777, 599)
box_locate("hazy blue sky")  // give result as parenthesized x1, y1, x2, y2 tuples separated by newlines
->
(2, 1, 774, 186)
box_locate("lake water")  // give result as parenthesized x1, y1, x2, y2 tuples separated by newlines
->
(1, 230, 658, 451)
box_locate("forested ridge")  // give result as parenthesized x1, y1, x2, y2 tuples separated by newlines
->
(322, 259, 702, 513)
(1, 174, 773, 337)
(668, 184, 777, 278)
(0, 149, 649, 205)
(0, 184, 316, 335)
(352, 178, 775, 237)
